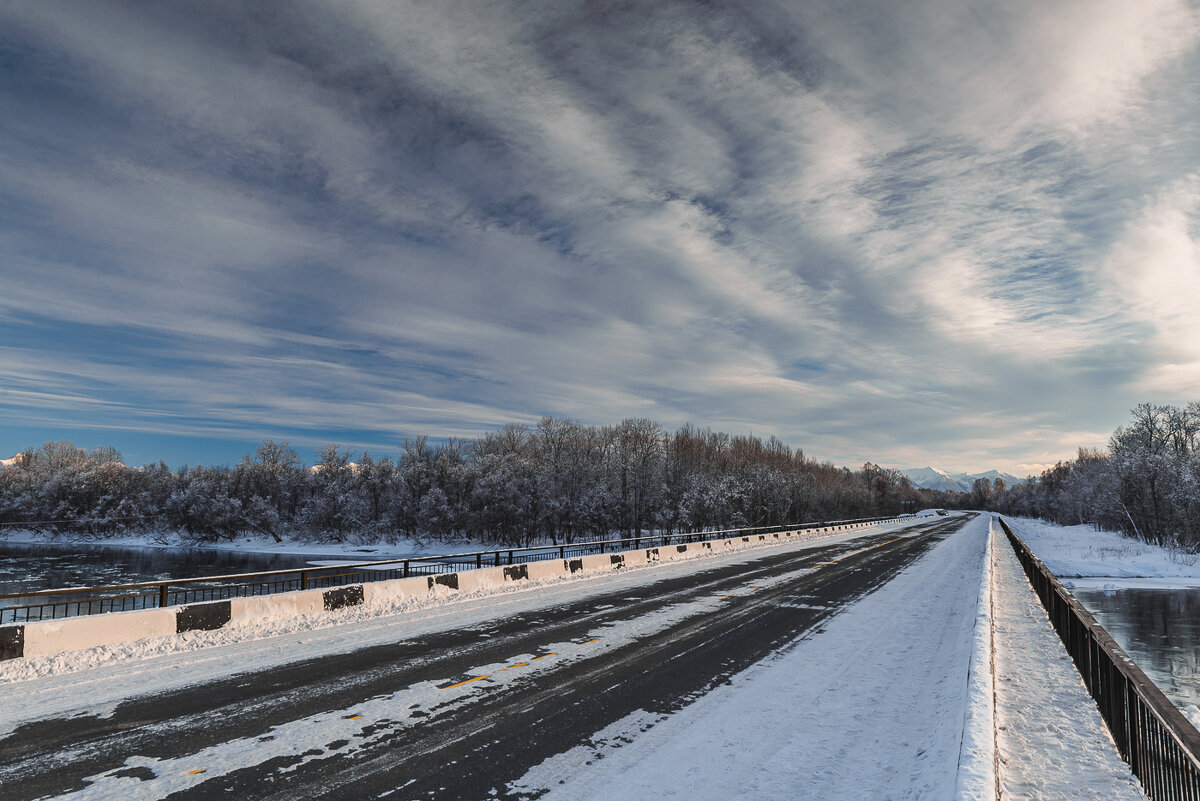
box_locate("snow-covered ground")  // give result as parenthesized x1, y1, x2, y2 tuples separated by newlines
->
(1006, 517, 1200, 587)
(991, 520, 1145, 799)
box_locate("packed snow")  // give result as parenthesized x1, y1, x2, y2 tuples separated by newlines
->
(991, 520, 1145, 799)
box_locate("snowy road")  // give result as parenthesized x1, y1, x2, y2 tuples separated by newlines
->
(0, 516, 968, 800)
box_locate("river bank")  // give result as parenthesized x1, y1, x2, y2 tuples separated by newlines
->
(1007, 516, 1200, 728)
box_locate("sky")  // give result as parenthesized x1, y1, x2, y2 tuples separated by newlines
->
(2, 0, 1199, 475)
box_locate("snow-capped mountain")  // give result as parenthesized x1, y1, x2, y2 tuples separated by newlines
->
(897, 466, 1027, 493)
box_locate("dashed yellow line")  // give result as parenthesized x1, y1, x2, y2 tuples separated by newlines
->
(532, 653, 556, 661)
(578, 638, 601, 644)
(811, 537, 903, 569)
(441, 675, 490, 689)
(502, 661, 530, 670)
(186, 769, 206, 775)
(346, 714, 363, 720)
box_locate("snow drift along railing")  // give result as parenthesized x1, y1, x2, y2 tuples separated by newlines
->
(1000, 517, 1200, 801)
(0, 516, 904, 625)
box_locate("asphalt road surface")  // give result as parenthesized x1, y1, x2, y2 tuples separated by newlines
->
(0, 515, 969, 801)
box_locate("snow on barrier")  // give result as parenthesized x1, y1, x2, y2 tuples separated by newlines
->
(0, 518, 911, 661)
(954, 518, 997, 801)
(1000, 517, 1200, 800)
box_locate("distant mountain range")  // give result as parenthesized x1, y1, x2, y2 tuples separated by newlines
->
(897, 466, 1028, 493)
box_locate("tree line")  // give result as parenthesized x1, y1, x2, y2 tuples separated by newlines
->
(0, 418, 944, 546)
(992, 402, 1200, 547)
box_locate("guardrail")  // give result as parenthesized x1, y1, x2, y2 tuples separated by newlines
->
(1000, 517, 1200, 800)
(1, 516, 909, 625)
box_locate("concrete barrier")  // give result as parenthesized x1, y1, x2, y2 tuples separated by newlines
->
(525, 559, 569, 581)
(177, 601, 232, 632)
(2, 519, 908, 660)
(21, 607, 175, 658)
(361, 575, 430, 605)
(453, 566, 505, 593)
(574, 553, 616, 573)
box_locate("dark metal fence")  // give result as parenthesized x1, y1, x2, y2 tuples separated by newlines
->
(1000, 517, 1200, 800)
(0, 516, 906, 624)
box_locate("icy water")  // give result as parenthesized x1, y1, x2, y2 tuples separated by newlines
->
(1073, 586, 1200, 712)
(0, 541, 326, 596)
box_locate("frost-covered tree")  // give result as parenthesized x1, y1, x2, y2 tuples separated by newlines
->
(3, 420, 933, 545)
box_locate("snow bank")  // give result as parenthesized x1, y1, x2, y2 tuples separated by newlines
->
(1007, 518, 1200, 581)
(954, 518, 996, 801)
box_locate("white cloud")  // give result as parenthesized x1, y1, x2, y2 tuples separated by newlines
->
(1017, 0, 1200, 137)
(1102, 176, 1200, 392)
(2, 0, 1199, 474)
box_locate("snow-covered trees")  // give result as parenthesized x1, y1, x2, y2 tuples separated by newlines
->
(0, 419, 928, 545)
(993, 403, 1200, 549)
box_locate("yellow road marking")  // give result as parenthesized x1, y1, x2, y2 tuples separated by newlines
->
(502, 661, 530, 670)
(532, 653, 556, 660)
(346, 714, 363, 720)
(186, 769, 206, 775)
(579, 638, 601, 644)
(441, 675, 490, 689)
(719, 594, 734, 599)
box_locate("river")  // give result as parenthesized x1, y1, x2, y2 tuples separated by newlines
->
(1074, 585, 1200, 715)
(0, 540, 337, 597)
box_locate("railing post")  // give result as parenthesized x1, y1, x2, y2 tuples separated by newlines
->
(159, 583, 169, 609)
(300, 570, 308, 590)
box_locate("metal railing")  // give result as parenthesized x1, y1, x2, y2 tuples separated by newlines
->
(1000, 517, 1200, 800)
(0, 515, 909, 624)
